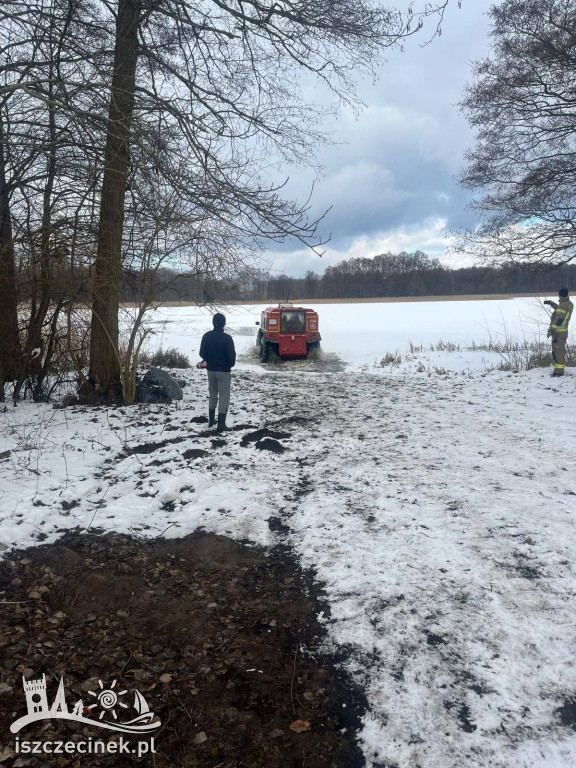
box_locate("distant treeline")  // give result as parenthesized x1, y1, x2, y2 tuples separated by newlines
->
(120, 251, 576, 303)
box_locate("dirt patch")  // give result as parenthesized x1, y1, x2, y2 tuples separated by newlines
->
(268, 517, 292, 536)
(556, 698, 576, 729)
(443, 700, 477, 733)
(124, 436, 187, 456)
(182, 448, 209, 460)
(425, 632, 448, 647)
(254, 438, 286, 453)
(240, 428, 291, 447)
(0, 532, 366, 767)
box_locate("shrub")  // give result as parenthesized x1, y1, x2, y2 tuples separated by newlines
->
(379, 351, 402, 367)
(431, 340, 460, 352)
(145, 347, 191, 368)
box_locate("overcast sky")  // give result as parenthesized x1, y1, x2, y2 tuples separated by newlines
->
(261, 1, 496, 278)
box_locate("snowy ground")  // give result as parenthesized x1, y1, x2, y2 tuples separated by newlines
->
(2, 297, 576, 767)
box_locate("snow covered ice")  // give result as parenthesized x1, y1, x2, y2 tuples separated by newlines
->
(1, 296, 576, 767)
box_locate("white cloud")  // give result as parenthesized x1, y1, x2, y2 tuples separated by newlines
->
(261, 217, 465, 277)
(345, 218, 453, 258)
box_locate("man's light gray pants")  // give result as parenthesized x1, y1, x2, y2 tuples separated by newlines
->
(208, 371, 231, 414)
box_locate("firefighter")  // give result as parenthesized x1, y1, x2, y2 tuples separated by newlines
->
(544, 288, 573, 377)
(198, 313, 236, 431)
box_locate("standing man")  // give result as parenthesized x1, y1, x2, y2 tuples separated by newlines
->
(199, 313, 236, 431)
(544, 288, 573, 377)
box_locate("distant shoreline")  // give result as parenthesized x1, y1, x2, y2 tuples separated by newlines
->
(121, 293, 543, 308)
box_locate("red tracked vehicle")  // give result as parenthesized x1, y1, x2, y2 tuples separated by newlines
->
(255, 303, 321, 362)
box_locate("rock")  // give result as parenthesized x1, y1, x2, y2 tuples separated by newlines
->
(142, 368, 183, 401)
(193, 731, 207, 745)
(136, 381, 172, 404)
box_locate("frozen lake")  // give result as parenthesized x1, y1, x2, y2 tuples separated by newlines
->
(140, 296, 553, 372)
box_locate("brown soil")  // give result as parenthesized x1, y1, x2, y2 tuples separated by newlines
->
(0, 532, 366, 767)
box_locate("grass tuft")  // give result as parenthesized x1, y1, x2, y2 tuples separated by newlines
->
(141, 347, 192, 368)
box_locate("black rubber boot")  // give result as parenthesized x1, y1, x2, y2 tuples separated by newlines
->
(551, 369, 564, 377)
(217, 412, 228, 432)
(208, 409, 216, 427)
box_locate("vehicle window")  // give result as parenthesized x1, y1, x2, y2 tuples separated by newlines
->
(281, 311, 306, 333)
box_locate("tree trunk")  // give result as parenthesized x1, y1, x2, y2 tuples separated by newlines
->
(85, 0, 141, 403)
(0, 118, 22, 402)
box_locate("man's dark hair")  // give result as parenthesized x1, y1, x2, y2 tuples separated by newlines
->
(213, 313, 226, 327)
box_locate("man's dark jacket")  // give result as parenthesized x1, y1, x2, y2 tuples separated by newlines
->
(199, 328, 236, 372)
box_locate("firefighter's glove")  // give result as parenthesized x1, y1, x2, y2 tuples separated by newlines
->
(547, 329, 552, 338)
(544, 300, 553, 306)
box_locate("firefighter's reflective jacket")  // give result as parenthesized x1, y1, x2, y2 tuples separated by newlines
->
(549, 297, 574, 334)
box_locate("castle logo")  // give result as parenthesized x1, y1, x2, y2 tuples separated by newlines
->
(11, 675, 161, 735)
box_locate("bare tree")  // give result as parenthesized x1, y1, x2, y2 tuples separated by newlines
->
(0, 0, 106, 401)
(459, 0, 576, 267)
(0, 116, 21, 400)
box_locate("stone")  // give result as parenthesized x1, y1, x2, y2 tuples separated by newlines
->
(136, 381, 172, 404)
(142, 368, 183, 400)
